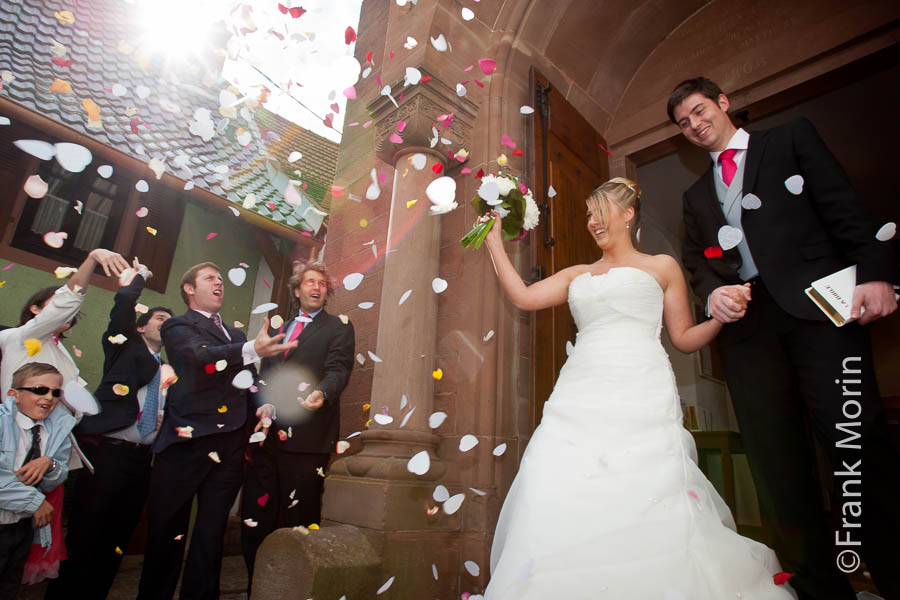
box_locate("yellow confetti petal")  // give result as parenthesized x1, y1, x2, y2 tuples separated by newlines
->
(496, 153, 508, 167)
(0, 281, 5, 288)
(54, 10, 75, 24)
(432, 368, 443, 380)
(217, 405, 228, 413)
(124, 107, 138, 117)
(115, 546, 123, 555)
(49, 78, 72, 93)
(308, 523, 320, 530)
(406, 199, 417, 209)
(365, 418, 373, 428)
(359, 219, 368, 228)
(24, 338, 42, 357)
(362, 403, 371, 411)
(146, 226, 157, 236)
(338, 314, 349, 325)
(82, 99, 101, 123)
(270, 314, 284, 329)
(208, 451, 221, 463)
(54, 266, 77, 278)
(402, 168, 409, 177)
(112, 384, 129, 396)
(108, 334, 127, 344)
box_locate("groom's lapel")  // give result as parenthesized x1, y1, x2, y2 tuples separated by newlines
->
(700, 168, 727, 228)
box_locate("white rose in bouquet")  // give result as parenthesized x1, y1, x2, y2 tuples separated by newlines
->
(495, 176, 517, 196)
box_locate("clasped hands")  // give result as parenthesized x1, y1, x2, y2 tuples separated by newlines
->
(709, 284, 752, 324)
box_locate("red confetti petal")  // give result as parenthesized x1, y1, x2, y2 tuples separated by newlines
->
(323, 113, 334, 128)
(598, 142, 612, 155)
(257, 493, 269, 506)
(773, 572, 794, 586)
(432, 163, 443, 174)
(389, 50, 395, 59)
(420, 75, 432, 83)
(365, 51, 373, 63)
(130, 117, 141, 134)
(474, 79, 484, 88)
(289, 6, 305, 18)
(263, 279, 271, 289)
(344, 26, 356, 45)
(478, 58, 497, 75)
(704, 246, 723, 259)
(512, 149, 524, 156)
(204, 364, 216, 374)
(277, 2, 288, 13)
(474, 168, 484, 179)
(51, 57, 73, 67)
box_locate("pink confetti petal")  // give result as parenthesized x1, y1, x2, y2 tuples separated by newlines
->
(500, 134, 516, 149)
(331, 185, 345, 197)
(362, 120, 373, 128)
(464, 65, 473, 72)
(687, 489, 699, 500)
(206, 232, 218, 241)
(461, 167, 471, 174)
(136, 206, 148, 218)
(2, 264, 13, 271)
(257, 493, 269, 506)
(343, 86, 357, 99)
(397, 120, 407, 133)
(478, 58, 497, 75)
(389, 133, 403, 144)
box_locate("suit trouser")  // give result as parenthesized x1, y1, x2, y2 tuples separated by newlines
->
(720, 280, 900, 600)
(240, 442, 328, 585)
(137, 428, 244, 600)
(0, 518, 32, 600)
(46, 437, 152, 600)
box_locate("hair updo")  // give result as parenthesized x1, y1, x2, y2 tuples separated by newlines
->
(585, 177, 642, 246)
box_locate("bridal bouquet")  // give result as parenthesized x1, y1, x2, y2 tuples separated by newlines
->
(460, 173, 539, 249)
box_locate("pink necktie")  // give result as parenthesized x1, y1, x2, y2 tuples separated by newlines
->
(718, 149, 738, 187)
(284, 314, 310, 357)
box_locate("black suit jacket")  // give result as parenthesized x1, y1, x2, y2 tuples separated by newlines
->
(260, 309, 354, 453)
(683, 118, 896, 345)
(153, 309, 258, 452)
(76, 275, 160, 436)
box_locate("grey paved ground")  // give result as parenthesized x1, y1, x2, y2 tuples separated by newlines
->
(16, 555, 249, 600)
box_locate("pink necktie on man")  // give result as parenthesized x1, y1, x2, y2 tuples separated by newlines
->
(284, 313, 310, 357)
(718, 148, 738, 186)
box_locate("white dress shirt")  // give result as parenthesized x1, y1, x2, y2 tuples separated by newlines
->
(709, 128, 750, 184)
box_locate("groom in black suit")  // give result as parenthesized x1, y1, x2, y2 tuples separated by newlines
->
(669, 77, 899, 600)
(137, 262, 296, 600)
(240, 259, 355, 585)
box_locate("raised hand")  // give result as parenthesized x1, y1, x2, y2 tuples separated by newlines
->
(252, 316, 298, 357)
(297, 389, 324, 412)
(89, 248, 130, 277)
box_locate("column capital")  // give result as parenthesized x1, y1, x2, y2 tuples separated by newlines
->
(367, 68, 478, 169)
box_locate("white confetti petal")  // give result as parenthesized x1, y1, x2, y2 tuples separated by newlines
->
(373, 413, 393, 425)
(459, 434, 479, 452)
(431, 278, 448, 293)
(429, 411, 447, 429)
(741, 193, 761, 210)
(135, 179, 149, 193)
(376, 576, 395, 595)
(232, 369, 254, 389)
(249, 431, 266, 444)
(358, 301, 375, 310)
(464, 560, 480, 576)
(400, 394, 408, 410)
(483, 330, 494, 342)
(443, 493, 465, 515)
(456, 83, 467, 97)
(97, 164, 113, 178)
(429, 33, 448, 52)
(343, 272, 364, 290)
(243, 518, 258, 527)
(404, 67, 422, 86)
(399, 406, 415, 428)
(398, 289, 412, 305)
(356, 353, 366, 365)
(469, 487, 486, 496)
(784, 174, 804, 195)
(54, 143, 92, 172)
(875, 222, 896, 242)
(288, 151, 302, 163)
(717, 225, 743, 251)
(547, 185, 557, 198)
(492, 442, 507, 456)
(368, 351, 382, 363)
(410, 153, 427, 170)
(407, 450, 430, 475)
(478, 181, 500, 205)
(433, 484, 450, 502)
(336, 440, 351, 454)
(228, 267, 246, 286)
(565, 340, 574, 357)
(519, 105, 535, 115)
(251, 302, 278, 314)
(426, 176, 457, 210)
(432, 564, 438, 580)
(13, 139, 55, 160)
(461, 7, 474, 20)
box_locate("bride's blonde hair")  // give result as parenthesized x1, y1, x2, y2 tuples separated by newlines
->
(586, 177, 642, 246)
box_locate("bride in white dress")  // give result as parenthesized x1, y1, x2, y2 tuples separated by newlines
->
(482, 178, 796, 599)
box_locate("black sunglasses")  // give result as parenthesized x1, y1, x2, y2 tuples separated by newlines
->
(15, 386, 63, 397)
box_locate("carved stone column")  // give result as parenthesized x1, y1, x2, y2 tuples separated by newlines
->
(324, 71, 477, 533)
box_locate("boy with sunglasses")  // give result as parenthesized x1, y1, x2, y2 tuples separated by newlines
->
(0, 363, 75, 598)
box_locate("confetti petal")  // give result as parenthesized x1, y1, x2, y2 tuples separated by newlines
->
(251, 302, 278, 314)
(717, 225, 743, 251)
(443, 493, 465, 515)
(344, 26, 357, 45)
(429, 411, 447, 428)
(431, 278, 448, 293)
(478, 58, 497, 75)
(243, 518, 258, 527)
(398, 289, 412, 305)
(407, 450, 430, 475)
(336, 440, 351, 454)
(146, 227, 157, 236)
(464, 560, 480, 576)
(358, 301, 375, 310)
(492, 443, 507, 456)
(376, 576, 395, 595)
(433, 485, 450, 502)
(24, 175, 49, 199)
(228, 267, 246, 286)
(97, 165, 113, 178)
(430, 34, 448, 52)
(704, 246, 723, 259)
(547, 185, 557, 198)
(257, 493, 269, 506)
(343, 272, 364, 290)
(784, 174, 804, 195)
(520, 105, 535, 115)
(875, 222, 896, 242)
(54, 143, 93, 174)
(461, 7, 474, 20)
(135, 180, 149, 193)
(24, 338, 42, 357)
(339, 314, 349, 325)
(208, 451, 221, 463)
(368, 351, 383, 363)
(483, 330, 494, 342)
(215, 360, 228, 372)
(176, 426, 193, 438)
(14, 139, 55, 160)
(740, 193, 761, 210)
(136, 206, 149, 218)
(773, 572, 795, 586)
(432, 368, 443, 380)
(459, 434, 479, 452)
(249, 431, 266, 444)
(374, 413, 393, 425)
(232, 369, 254, 389)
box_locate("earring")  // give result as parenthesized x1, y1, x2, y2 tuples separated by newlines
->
(626, 223, 631, 229)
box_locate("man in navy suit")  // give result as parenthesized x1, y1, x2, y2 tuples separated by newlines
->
(240, 259, 354, 586)
(670, 77, 899, 599)
(136, 262, 296, 600)
(47, 261, 171, 599)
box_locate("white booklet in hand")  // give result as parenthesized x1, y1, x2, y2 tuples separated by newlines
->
(805, 265, 856, 327)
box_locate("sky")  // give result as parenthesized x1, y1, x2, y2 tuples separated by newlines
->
(137, 0, 364, 142)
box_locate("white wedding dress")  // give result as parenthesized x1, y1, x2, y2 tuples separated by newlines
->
(486, 267, 796, 600)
